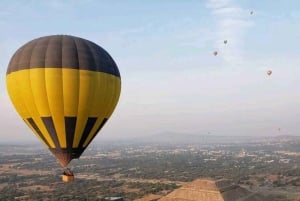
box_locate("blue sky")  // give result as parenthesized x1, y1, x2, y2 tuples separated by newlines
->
(1, 0, 300, 142)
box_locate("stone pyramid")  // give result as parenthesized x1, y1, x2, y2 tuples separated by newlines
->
(159, 179, 265, 201)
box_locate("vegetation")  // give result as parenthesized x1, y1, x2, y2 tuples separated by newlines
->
(1, 137, 300, 200)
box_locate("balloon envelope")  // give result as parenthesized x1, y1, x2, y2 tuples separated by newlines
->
(267, 70, 272, 76)
(6, 35, 121, 167)
(213, 51, 218, 56)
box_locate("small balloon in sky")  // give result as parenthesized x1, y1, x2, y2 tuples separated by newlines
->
(267, 70, 272, 76)
(213, 51, 218, 56)
(250, 10, 254, 15)
(224, 40, 227, 44)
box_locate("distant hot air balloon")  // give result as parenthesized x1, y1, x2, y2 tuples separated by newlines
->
(250, 11, 253, 15)
(224, 40, 227, 44)
(6, 35, 121, 182)
(267, 70, 272, 76)
(213, 51, 218, 56)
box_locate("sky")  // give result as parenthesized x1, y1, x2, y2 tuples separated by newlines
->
(1, 0, 300, 143)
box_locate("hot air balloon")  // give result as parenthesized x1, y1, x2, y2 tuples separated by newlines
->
(6, 35, 121, 182)
(267, 70, 272, 76)
(250, 11, 253, 15)
(213, 51, 218, 56)
(224, 40, 227, 44)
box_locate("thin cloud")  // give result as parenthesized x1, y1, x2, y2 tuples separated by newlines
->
(206, 0, 232, 9)
(207, 0, 253, 65)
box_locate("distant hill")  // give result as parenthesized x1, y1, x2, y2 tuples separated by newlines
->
(97, 132, 300, 145)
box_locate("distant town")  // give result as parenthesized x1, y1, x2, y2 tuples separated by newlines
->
(1, 135, 300, 200)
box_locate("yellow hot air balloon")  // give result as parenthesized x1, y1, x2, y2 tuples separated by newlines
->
(6, 35, 121, 181)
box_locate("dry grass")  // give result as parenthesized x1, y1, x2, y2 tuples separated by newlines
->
(135, 193, 163, 201)
(20, 185, 52, 192)
(0, 164, 52, 176)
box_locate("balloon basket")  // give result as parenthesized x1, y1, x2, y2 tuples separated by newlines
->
(62, 168, 74, 182)
(62, 174, 74, 182)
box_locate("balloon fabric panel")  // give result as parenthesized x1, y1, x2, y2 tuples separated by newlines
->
(6, 35, 121, 167)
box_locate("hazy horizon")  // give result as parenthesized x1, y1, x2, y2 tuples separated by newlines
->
(1, 130, 298, 145)
(1, 0, 300, 143)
